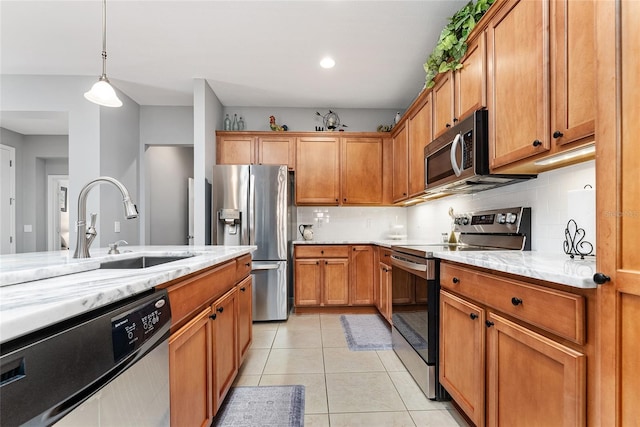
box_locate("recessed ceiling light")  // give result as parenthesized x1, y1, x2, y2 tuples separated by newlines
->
(320, 57, 335, 69)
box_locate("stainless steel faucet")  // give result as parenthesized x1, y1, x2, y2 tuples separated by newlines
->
(73, 176, 138, 258)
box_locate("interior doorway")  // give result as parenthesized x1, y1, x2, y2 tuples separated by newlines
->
(1, 144, 16, 254)
(47, 175, 69, 251)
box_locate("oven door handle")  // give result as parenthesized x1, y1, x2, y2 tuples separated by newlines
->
(450, 133, 463, 177)
(391, 255, 427, 272)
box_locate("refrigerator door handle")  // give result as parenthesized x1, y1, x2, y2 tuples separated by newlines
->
(251, 264, 279, 271)
(248, 172, 255, 244)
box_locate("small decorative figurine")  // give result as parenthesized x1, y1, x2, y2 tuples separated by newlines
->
(269, 115, 288, 131)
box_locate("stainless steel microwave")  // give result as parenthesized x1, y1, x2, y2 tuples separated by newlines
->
(423, 110, 536, 195)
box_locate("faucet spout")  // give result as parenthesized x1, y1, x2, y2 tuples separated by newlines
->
(73, 176, 139, 259)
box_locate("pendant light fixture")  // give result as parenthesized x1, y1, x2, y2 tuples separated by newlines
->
(84, 0, 122, 107)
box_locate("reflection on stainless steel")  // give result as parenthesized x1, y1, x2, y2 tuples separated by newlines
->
(73, 176, 138, 259)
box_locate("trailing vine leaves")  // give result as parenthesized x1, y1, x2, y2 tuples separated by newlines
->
(424, 0, 495, 89)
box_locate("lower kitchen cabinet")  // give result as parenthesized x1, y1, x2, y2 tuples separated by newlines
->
(440, 262, 588, 427)
(376, 249, 392, 323)
(350, 245, 375, 305)
(237, 276, 252, 363)
(211, 287, 239, 414)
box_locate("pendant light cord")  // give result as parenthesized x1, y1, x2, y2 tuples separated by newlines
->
(101, 0, 108, 78)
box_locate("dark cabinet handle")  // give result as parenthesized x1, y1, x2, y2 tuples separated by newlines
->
(593, 273, 611, 285)
(553, 131, 564, 139)
(384, 253, 389, 257)
(485, 320, 494, 328)
(452, 277, 460, 284)
(240, 287, 246, 292)
(321, 250, 324, 254)
(316, 261, 319, 265)
(470, 313, 478, 320)
(446, 123, 451, 128)
(344, 198, 347, 202)
(245, 262, 251, 267)
(453, 118, 459, 123)
(511, 297, 523, 306)
(217, 307, 224, 313)
(210, 314, 217, 320)
(325, 261, 328, 265)
(335, 198, 339, 202)
(532, 140, 542, 147)
(353, 247, 356, 251)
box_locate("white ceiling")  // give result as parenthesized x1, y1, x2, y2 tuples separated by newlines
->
(0, 0, 467, 134)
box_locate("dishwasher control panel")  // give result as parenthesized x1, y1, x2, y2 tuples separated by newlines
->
(111, 292, 171, 362)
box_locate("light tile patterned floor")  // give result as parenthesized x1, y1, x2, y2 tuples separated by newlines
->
(233, 314, 470, 427)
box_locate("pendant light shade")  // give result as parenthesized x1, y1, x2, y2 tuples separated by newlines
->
(85, 0, 122, 107)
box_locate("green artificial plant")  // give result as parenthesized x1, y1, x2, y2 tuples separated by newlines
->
(424, 0, 496, 89)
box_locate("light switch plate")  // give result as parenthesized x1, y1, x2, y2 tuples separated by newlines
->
(114, 221, 120, 233)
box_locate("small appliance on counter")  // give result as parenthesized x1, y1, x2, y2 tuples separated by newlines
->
(299, 224, 314, 241)
(390, 206, 531, 401)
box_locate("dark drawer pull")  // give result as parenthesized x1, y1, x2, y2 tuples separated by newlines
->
(245, 262, 251, 267)
(217, 307, 224, 313)
(240, 287, 246, 292)
(209, 314, 217, 320)
(485, 320, 494, 328)
(452, 277, 460, 284)
(470, 313, 478, 320)
(511, 297, 523, 306)
(532, 140, 542, 147)
(553, 130, 564, 139)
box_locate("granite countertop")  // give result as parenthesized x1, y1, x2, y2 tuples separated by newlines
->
(293, 239, 597, 289)
(0, 245, 256, 343)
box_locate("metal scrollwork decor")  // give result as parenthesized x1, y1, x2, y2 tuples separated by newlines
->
(563, 219, 594, 259)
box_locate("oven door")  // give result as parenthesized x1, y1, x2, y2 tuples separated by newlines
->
(390, 253, 437, 366)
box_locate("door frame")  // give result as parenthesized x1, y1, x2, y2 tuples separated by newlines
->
(0, 144, 16, 254)
(47, 174, 69, 251)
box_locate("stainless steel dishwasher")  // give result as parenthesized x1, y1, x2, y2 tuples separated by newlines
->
(0, 289, 171, 427)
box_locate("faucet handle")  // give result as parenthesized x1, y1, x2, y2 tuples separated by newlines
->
(108, 240, 128, 255)
(89, 213, 97, 228)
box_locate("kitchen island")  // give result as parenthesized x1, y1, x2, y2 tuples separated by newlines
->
(0, 245, 256, 343)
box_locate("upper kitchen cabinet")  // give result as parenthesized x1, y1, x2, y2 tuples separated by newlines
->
(392, 122, 409, 203)
(407, 93, 433, 198)
(341, 137, 384, 205)
(216, 132, 295, 170)
(550, 0, 595, 147)
(487, 0, 550, 170)
(432, 71, 456, 139)
(455, 32, 487, 123)
(296, 136, 340, 205)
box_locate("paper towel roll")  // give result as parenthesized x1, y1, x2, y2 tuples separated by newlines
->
(567, 188, 596, 254)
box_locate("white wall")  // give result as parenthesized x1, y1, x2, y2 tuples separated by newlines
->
(407, 160, 596, 254)
(223, 106, 401, 132)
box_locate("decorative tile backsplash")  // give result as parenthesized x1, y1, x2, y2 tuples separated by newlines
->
(295, 160, 596, 255)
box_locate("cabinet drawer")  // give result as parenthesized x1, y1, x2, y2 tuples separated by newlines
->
(236, 254, 252, 280)
(379, 248, 392, 264)
(168, 260, 236, 330)
(440, 263, 585, 344)
(295, 245, 349, 258)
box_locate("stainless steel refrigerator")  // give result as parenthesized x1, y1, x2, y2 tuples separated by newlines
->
(212, 165, 294, 321)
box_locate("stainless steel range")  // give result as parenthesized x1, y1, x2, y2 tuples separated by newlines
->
(390, 207, 531, 400)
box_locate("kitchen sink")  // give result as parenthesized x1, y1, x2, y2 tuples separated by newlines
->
(99, 255, 194, 269)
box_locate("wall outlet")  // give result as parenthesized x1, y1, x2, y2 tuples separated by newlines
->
(114, 221, 120, 233)
(24, 224, 32, 233)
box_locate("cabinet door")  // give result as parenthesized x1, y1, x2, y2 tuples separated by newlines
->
(550, 0, 595, 146)
(294, 259, 322, 306)
(455, 32, 487, 122)
(440, 291, 485, 427)
(350, 246, 374, 305)
(296, 137, 340, 205)
(432, 71, 456, 138)
(211, 287, 239, 414)
(341, 137, 383, 204)
(487, 0, 550, 169)
(323, 259, 349, 305)
(237, 276, 252, 363)
(217, 135, 255, 164)
(258, 136, 295, 169)
(392, 123, 409, 202)
(596, 0, 640, 424)
(486, 313, 585, 427)
(169, 308, 213, 427)
(407, 93, 432, 197)
(378, 262, 392, 323)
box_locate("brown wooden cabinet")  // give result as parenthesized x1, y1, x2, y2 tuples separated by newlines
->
(596, 0, 640, 424)
(294, 245, 349, 307)
(169, 308, 212, 427)
(455, 31, 487, 122)
(407, 93, 432, 198)
(216, 132, 294, 169)
(487, 0, 550, 169)
(440, 262, 588, 427)
(432, 71, 456, 138)
(440, 291, 485, 427)
(295, 136, 340, 205)
(237, 276, 252, 364)
(392, 122, 409, 202)
(349, 245, 375, 305)
(211, 287, 239, 414)
(341, 137, 384, 204)
(376, 248, 392, 323)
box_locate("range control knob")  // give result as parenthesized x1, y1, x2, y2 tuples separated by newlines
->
(506, 213, 518, 224)
(497, 213, 507, 224)
(462, 216, 470, 225)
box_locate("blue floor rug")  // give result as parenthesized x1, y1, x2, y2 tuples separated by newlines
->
(340, 314, 392, 351)
(213, 385, 305, 427)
